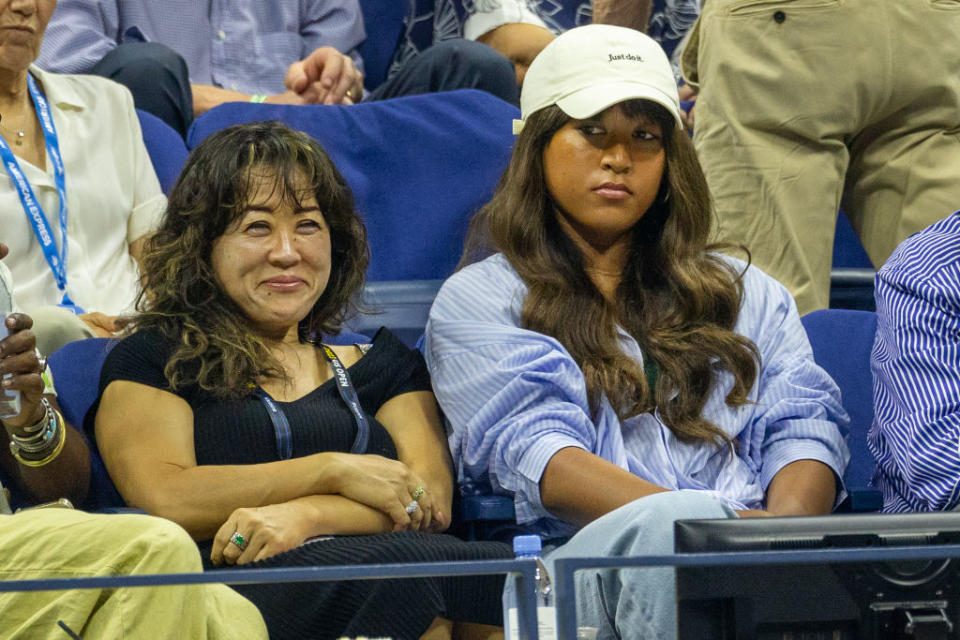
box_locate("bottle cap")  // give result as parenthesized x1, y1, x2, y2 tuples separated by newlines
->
(513, 534, 543, 557)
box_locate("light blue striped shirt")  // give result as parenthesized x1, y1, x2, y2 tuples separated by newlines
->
(36, 0, 365, 95)
(426, 253, 849, 538)
(869, 210, 960, 513)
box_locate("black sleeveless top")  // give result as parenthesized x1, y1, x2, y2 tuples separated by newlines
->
(96, 327, 510, 640)
(97, 327, 431, 464)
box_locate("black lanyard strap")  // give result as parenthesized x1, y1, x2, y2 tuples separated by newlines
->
(253, 345, 370, 460)
(320, 345, 370, 455)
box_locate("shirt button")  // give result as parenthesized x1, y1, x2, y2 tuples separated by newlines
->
(230, 84, 238, 91)
(773, 10, 786, 23)
(217, 29, 227, 40)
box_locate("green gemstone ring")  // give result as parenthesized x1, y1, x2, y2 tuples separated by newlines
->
(411, 486, 425, 501)
(230, 531, 247, 550)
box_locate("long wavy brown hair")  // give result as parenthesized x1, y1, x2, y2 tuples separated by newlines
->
(134, 121, 368, 398)
(461, 100, 759, 447)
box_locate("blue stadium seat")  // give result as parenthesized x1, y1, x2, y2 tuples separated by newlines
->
(830, 211, 876, 311)
(801, 308, 882, 511)
(186, 89, 518, 282)
(347, 280, 444, 348)
(832, 210, 873, 269)
(136, 108, 189, 196)
(47, 337, 126, 511)
(356, 0, 407, 91)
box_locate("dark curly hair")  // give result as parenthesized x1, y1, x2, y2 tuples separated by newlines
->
(134, 121, 368, 398)
(461, 100, 759, 448)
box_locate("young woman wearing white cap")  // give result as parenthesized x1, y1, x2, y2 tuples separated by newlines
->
(426, 24, 849, 639)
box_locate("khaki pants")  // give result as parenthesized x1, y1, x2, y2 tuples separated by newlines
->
(683, 0, 960, 313)
(0, 509, 267, 640)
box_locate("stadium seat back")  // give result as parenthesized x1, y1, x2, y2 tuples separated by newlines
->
(801, 309, 881, 511)
(356, 0, 407, 91)
(136, 108, 189, 196)
(47, 337, 126, 511)
(346, 280, 443, 348)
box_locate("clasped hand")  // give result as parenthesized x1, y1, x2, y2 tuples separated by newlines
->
(324, 452, 439, 532)
(210, 453, 439, 566)
(284, 46, 364, 106)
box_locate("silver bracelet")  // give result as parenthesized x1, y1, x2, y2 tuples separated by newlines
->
(9, 404, 59, 456)
(9, 397, 52, 437)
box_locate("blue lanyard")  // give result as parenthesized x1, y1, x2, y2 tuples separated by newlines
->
(254, 346, 370, 460)
(254, 389, 294, 461)
(0, 74, 79, 311)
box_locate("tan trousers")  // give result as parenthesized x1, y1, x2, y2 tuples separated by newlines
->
(683, 0, 960, 313)
(0, 509, 267, 640)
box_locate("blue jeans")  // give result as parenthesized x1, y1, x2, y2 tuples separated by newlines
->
(543, 491, 736, 640)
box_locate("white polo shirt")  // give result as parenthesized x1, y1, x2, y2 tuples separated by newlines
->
(0, 66, 166, 315)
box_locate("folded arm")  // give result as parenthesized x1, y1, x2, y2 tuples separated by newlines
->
(204, 388, 453, 564)
(96, 380, 422, 539)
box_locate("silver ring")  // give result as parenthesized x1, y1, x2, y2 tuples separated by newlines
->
(405, 499, 419, 514)
(230, 531, 248, 550)
(35, 350, 47, 374)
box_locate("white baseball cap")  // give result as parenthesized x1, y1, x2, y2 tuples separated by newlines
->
(513, 24, 683, 134)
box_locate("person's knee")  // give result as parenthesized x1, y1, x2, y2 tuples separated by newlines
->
(426, 39, 518, 103)
(93, 42, 188, 91)
(434, 39, 514, 78)
(631, 490, 733, 522)
(599, 491, 732, 553)
(120, 514, 202, 574)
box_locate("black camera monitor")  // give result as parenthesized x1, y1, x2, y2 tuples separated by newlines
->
(675, 512, 960, 639)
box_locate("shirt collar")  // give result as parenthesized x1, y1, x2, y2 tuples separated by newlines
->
(28, 65, 85, 111)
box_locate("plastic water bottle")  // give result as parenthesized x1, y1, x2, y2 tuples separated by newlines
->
(504, 534, 556, 640)
(0, 274, 20, 420)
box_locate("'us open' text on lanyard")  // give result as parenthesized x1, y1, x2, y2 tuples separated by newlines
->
(0, 74, 80, 312)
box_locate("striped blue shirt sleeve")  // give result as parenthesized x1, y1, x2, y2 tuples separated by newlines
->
(37, 0, 121, 74)
(426, 266, 596, 524)
(300, 0, 366, 70)
(869, 211, 960, 512)
(723, 260, 849, 500)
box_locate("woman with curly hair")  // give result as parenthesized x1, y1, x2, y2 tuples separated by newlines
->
(425, 25, 849, 639)
(93, 121, 509, 640)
